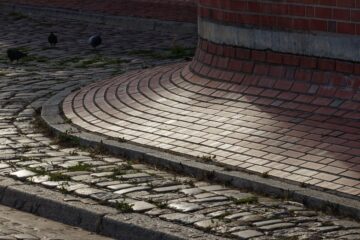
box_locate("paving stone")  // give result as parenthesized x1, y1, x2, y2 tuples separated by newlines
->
(10, 170, 36, 179)
(225, 212, 253, 220)
(199, 185, 227, 192)
(0, 163, 10, 169)
(168, 202, 203, 212)
(12, 234, 39, 240)
(180, 188, 204, 195)
(146, 208, 172, 216)
(28, 175, 49, 183)
(120, 173, 151, 179)
(253, 219, 283, 227)
(178, 214, 209, 224)
(131, 201, 156, 212)
(159, 213, 189, 221)
(310, 225, 341, 233)
(194, 219, 221, 229)
(240, 214, 265, 222)
(332, 220, 360, 229)
(153, 185, 187, 193)
(259, 222, 295, 230)
(74, 187, 105, 197)
(231, 230, 264, 239)
(107, 183, 134, 190)
(189, 196, 228, 203)
(96, 181, 121, 187)
(41, 181, 65, 188)
(114, 186, 151, 195)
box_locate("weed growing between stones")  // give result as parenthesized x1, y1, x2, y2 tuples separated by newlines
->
(27, 167, 48, 176)
(117, 137, 127, 143)
(115, 199, 133, 213)
(31, 112, 53, 138)
(48, 172, 71, 181)
(261, 171, 269, 178)
(54, 132, 80, 148)
(198, 155, 216, 163)
(67, 162, 92, 172)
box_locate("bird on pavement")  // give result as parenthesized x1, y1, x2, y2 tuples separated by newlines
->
(48, 32, 58, 47)
(7, 48, 27, 63)
(88, 34, 102, 49)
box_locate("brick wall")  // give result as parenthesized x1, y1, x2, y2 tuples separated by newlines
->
(199, 0, 360, 35)
(192, 38, 360, 92)
(6, 0, 197, 23)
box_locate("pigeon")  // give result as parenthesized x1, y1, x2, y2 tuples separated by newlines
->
(48, 32, 58, 47)
(88, 34, 102, 49)
(7, 48, 27, 62)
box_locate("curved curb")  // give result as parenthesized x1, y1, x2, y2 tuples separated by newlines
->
(41, 86, 360, 221)
(0, 3, 197, 35)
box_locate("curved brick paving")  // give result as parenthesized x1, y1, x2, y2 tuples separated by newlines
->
(64, 62, 360, 199)
(1, 6, 360, 240)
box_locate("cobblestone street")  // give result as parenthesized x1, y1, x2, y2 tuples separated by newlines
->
(0, 10, 359, 240)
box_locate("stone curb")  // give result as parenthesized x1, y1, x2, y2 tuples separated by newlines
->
(0, 3, 197, 35)
(41, 86, 360, 221)
(0, 177, 227, 240)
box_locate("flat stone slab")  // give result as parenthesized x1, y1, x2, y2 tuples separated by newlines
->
(253, 219, 283, 227)
(159, 213, 189, 221)
(10, 170, 36, 179)
(131, 201, 156, 212)
(232, 230, 263, 239)
(259, 223, 295, 230)
(107, 184, 134, 190)
(114, 186, 151, 195)
(168, 202, 203, 212)
(194, 219, 221, 229)
(74, 187, 105, 197)
(153, 185, 187, 193)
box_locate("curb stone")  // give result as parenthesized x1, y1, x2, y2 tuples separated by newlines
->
(41, 86, 360, 221)
(0, 3, 197, 35)
(0, 177, 228, 240)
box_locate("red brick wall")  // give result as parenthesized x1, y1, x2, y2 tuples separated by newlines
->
(6, 0, 197, 22)
(199, 0, 360, 35)
(189, 38, 360, 101)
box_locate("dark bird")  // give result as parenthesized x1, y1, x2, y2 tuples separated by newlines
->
(48, 32, 58, 47)
(88, 34, 102, 49)
(7, 49, 27, 63)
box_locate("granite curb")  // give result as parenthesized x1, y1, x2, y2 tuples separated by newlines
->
(0, 3, 197, 35)
(41, 85, 360, 222)
(0, 176, 227, 240)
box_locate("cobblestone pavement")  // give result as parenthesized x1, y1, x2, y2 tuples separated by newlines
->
(0, 204, 111, 240)
(0, 10, 360, 240)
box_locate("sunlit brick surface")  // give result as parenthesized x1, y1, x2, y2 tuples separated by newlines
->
(63, 63, 360, 199)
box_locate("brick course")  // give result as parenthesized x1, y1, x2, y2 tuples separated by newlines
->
(191, 38, 360, 111)
(199, 0, 360, 35)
